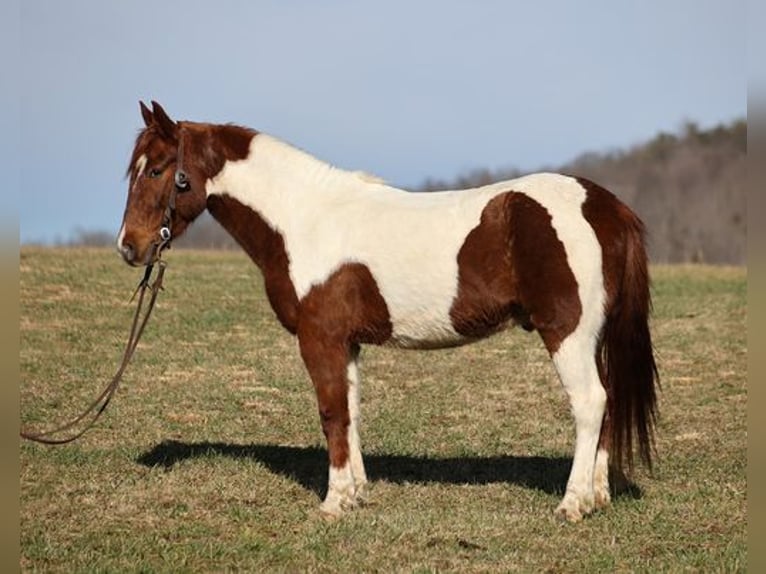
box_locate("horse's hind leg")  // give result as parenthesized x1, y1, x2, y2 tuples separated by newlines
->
(594, 415, 611, 510)
(543, 328, 606, 522)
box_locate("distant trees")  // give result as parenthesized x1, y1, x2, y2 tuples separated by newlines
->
(417, 119, 746, 264)
(565, 119, 746, 264)
(174, 214, 239, 250)
(61, 228, 116, 247)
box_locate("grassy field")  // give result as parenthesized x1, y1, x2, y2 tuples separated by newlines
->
(20, 247, 747, 572)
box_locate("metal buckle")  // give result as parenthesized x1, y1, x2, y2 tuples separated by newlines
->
(159, 226, 171, 242)
(174, 169, 189, 190)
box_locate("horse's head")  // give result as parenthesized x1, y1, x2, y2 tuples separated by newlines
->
(117, 101, 207, 266)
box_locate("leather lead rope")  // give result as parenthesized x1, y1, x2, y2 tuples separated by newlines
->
(20, 259, 167, 444)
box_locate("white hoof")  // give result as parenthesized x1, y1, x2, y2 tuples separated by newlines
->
(354, 480, 369, 505)
(319, 470, 364, 518)
(594, 484, 611, 510)
(555, 491, 595, 523)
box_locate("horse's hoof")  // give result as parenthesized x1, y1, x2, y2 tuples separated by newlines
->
(319, 506, 343, 522)
(554, 504, 583, 523)
(319, 489, 358, 519)
(354, 482, 370, 505)
(555, 491, 595, 523)
(319, 499, 349, 520)
(594, 486, 611, 510)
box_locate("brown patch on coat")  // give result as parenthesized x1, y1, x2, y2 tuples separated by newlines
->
(450, 191, 581, 354)
(576, 177, 630, 316)
(206, 194, 300, 334)
(450, 193, 518, 337)
(508, 192, 582, 354)
(170, 122, 256, 239)
(297, 263, 392, 468)
(182, 122, 255, 179)
(299, 263, 393, 347)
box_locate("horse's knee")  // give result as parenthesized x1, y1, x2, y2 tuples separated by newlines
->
(318, 403, 350, 440)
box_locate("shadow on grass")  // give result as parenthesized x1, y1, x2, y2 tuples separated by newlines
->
(136, 440, 642, 501)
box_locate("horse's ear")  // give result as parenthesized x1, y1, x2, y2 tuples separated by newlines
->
(140, 101, 153, 127)
(150, 100, 178, 140)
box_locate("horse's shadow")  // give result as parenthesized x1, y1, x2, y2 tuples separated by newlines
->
(136, 440, 642, 501)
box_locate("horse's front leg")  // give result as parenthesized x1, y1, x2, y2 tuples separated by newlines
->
(299, 334, 365, 517)
(347, 344, 369, 502)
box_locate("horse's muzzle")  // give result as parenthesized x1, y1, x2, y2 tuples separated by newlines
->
(117, 241, 140, 266)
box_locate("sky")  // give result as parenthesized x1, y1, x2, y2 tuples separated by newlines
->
(10, 1, 746, 245)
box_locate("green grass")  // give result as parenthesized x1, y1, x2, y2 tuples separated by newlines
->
(20, 248, 747, 572)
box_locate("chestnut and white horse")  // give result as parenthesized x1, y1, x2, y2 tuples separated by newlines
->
(118, 101, 658, 522)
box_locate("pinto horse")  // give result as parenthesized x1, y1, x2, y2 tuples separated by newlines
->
(118, 101, 658, 522)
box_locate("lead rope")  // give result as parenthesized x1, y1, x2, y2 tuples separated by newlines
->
(20, 256, 167, 444)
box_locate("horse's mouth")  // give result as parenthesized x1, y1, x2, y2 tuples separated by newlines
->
(117, 242, 155, 267)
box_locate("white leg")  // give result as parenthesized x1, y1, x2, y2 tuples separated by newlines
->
(319, 352, 367, 518)
(593, 447, 611, 510)
(346, 356, 369, 500)
(320, 462, 356, 517)
(552, 334, 606, 522)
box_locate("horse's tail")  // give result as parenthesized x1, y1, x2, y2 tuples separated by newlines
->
(599, 206, 659, 475)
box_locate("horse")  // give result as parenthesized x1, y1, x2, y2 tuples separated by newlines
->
(118, 101, 658, 522)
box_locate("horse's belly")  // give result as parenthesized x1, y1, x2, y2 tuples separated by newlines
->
(375, 273, 508, 349)
(385, 314, 469, 349)
(384, 305, 516, 349)
(365, 255, 466, 349)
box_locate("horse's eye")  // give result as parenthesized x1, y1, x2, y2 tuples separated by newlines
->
(148, 168, 163, 178)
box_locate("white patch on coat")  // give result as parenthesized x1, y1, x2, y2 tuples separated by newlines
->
(347, 357, 367, 493)
(352, 170, 386, 184)
(116, 222, 126, 251)
(133, 154, 147, 187)
(552, 331, 605, 520)
(593, 447, 611, 508)
(205, 134, 602, 349)
(117, 154, 148, 252)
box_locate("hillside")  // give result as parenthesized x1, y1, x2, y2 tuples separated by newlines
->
(80, 119, 745, 264)
(417, 119, 746, 264)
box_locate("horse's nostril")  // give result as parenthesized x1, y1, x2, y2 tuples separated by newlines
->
(119, 242, 135, 264)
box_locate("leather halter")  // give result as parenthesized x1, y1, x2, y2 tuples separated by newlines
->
(157, 130, 191, 252)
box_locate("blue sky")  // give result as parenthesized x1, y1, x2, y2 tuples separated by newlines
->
(12, 1, 745, 244)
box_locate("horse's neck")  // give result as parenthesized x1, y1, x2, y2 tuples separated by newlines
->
(238, 134, 349, 196)
(207, 132, 372, 228)
(203, 132, 362, 332)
